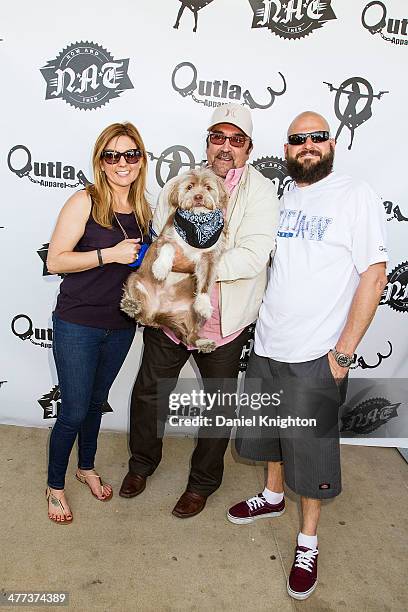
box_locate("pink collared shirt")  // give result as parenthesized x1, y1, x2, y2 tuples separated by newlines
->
(164, 166, 246, 349)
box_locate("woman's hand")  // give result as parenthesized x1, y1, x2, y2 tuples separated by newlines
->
(106, 239, 141, 264)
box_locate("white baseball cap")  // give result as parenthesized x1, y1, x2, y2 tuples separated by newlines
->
(208, 103, 253, 138)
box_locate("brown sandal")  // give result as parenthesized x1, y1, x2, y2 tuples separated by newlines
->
(75, 470, 113, 501)
(46, 487, 73, 524)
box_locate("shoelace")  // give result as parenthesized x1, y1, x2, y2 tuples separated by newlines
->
(294, 548, 318, 573)
(246, 495, 266, 511)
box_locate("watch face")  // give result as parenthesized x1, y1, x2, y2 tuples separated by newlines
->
(337, 353, 350, 367)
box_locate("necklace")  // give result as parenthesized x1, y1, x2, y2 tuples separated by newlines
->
(113, 210, 142, 240)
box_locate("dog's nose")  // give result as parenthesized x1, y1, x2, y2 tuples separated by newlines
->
(194, 194, 203, 202)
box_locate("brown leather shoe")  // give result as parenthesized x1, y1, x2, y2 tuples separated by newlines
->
(119, 472, 146, 498)
(172, 490, 207, 518)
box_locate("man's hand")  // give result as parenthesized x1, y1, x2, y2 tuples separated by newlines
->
(327, 350, 349, 385)
(172, 245, 195, 273)
(327, 262, 387, 385)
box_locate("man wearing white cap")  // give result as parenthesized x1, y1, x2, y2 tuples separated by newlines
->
(120, 103, 279, 518)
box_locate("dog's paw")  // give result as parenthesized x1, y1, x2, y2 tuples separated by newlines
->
(152, 259, 171, 281)
(195, 338, 217, 353)
(193, 293, 213, 320)
(152, 244, 175, 281)
(120, 295, 141, 318)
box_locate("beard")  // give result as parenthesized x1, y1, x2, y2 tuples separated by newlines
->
(286, 145, 334, 185)
(210, 154, 234, 178)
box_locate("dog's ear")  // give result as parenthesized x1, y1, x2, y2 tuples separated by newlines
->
(167, 180, 180, 210)
(216, 176, 230, 210)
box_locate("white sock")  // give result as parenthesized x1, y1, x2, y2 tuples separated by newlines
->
(298, 532, 318, 550)
(262, 487, 284, 505)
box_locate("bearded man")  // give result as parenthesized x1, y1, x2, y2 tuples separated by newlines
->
(229, 111, 388, 601)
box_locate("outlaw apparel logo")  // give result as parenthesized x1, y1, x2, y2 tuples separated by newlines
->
(41, 42, 133, 110)
(351, 341, 393, 370)
(7, 144, 90, 189)
(11, 314, 53, 349)
(148, 145, 203, 188)
(324, 77, 389, 150)
(380, 261, 408, 313)
(341, 397, 400, 434)
(252, 156, 294, 199)
(172, 61, 286, 109)
(39, 385, 113, 419)
(173, 0, 215, 32)
(248, 0, 336, 39)
(362, 1, 408, 46)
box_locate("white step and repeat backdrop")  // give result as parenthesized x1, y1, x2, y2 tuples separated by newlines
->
(1, 0, 407, 447)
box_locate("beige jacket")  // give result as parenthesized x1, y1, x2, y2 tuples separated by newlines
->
(153, 164, 280, 336)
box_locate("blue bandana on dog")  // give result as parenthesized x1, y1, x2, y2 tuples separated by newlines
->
(174, 208, 224, 249)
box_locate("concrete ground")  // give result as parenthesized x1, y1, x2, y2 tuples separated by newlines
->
(0, 424, 407, 612)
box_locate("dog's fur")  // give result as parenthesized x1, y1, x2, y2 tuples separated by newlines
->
(121, 168, 229, 353)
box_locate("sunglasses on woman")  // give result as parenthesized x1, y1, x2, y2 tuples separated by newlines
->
(101, 149, 142, 164)
(287, 131, 330, 146)
(208, 132, 250, 148)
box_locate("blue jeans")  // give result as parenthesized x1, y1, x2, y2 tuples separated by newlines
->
(48, 315, 135, 489)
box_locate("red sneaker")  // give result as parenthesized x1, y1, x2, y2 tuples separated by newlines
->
(227, 493, 285, 525)
(287, 545, 318, 600)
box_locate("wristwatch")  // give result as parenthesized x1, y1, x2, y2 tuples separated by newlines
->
(330, 348, 356, 368)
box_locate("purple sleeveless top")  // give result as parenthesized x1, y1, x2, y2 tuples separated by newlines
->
(55, 206, 142, 329)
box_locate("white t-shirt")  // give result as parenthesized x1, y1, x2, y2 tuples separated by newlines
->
(255, 172, 388, 363)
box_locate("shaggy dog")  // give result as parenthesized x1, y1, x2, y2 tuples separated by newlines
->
(121, 168, 229, 353)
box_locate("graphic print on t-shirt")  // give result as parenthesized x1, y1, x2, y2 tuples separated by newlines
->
(278, 209, 333, 241)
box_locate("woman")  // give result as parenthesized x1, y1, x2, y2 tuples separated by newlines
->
(46, 122, 151, 523)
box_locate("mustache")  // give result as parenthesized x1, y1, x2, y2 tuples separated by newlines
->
(296, 149, 322, 159)
(216, 151, 234, 160)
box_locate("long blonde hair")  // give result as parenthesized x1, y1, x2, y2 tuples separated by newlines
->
(86, 122, 151, 232)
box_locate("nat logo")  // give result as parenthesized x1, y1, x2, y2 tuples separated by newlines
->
(37, 244, 65, 278)
(383, 200, 408, 222)
(41, 41, 133, 110)
(380, 262, 408, 313)
(341, 398, 400, 434)
(249, 0, 336, 39)
(39, 385, 113, 419)
(38, 385, 61, 419)
(252, 156, 294, 199)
